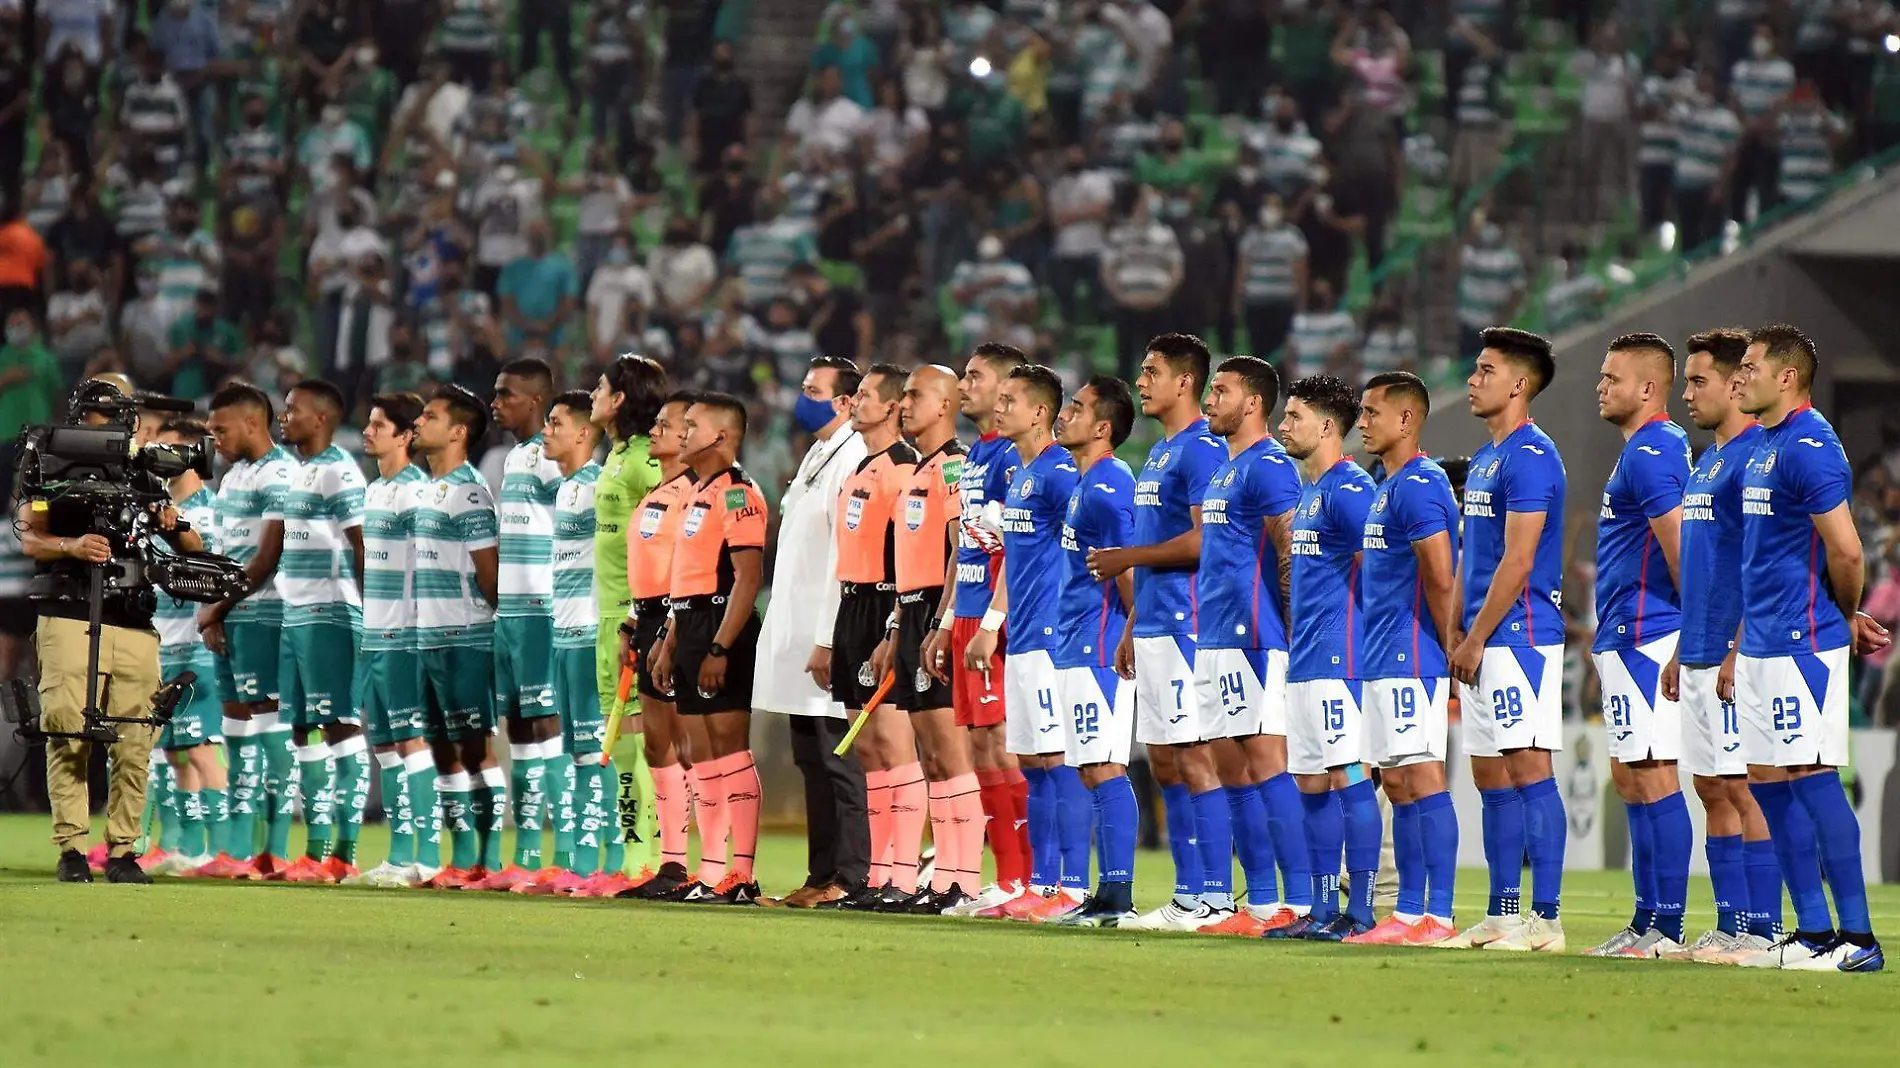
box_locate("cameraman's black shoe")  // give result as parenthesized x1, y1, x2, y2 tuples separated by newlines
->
(104, 854, 152, 884)
(57, 849, 93, 882)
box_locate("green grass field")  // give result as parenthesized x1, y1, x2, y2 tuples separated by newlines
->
(0, 814, 1895, 1067)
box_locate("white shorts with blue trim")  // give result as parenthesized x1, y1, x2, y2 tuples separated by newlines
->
(1457, 643, 1565, 758)
(1680, 664, 1745, 777)
(1004, 649, 1065, 757)
(1133, 634, 1201, 746)
(1287, 678, 1365, 776)
(1591, 632, 1682, 763)
(1057, 664, 1136, 767)
(1735, 647, 1850, 768)
(1363, 676, 1450, 767)
(1192, 647, 1287, 741)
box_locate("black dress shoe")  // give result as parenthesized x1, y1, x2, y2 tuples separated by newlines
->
(104, 854, 152, 884)
(57, 849, 93, 883)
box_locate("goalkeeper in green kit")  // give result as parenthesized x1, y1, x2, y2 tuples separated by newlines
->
(578, 355, 669, 895)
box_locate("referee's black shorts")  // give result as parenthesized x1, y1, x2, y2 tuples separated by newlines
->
(631, 596, 671, 701)
(829, 583, 895, 709)
(894, 587, 953, 712)
(669, 598, 760, 716)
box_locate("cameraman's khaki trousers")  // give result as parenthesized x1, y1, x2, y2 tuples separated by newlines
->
(34, 617, 161, 857)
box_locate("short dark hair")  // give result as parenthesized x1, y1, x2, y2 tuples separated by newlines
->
(432, 383, 490, 444)
(1147, 332, 1212, 394)
(157, 417, 211, 443)
(969, 342, 1028, 374)
(209, 382, 274, 422)
(1216, 355, 1281, 411)
(1608, 332, 1677, 380)
(692, 391, 750, 440)
(663, 388, 702, 410)
(1364, 371, 1431, 416)
(809, 355, 861, 398)
(860, 362, 904, 403)
(369, 391, 425, 434)
(1749, 322, 1819, 389)
(1287, 373, 1361, 429)
(1082, 375, 1136, 447)
(289, 378, 346, 420)
(1684, 327, 1751, 375)
(604, 354, 669, 442)
(499, 357, 556, 400)
(1478, 326, 1556, 396)
(1007, 364, 1064, 426)
(551, 389, 594, 422)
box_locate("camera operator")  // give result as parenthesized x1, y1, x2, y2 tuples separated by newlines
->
(14, 394, 203, 883)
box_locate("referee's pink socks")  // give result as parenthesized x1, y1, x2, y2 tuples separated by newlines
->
(865, 768, 894, 887)
(652, 762, 691, 869)
(718, 752, 762, 883)
(888, 762, 927, 894)
(692, 761, 730, 885)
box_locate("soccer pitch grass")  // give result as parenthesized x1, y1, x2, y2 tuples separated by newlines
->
(0, 816, 1895, 1067)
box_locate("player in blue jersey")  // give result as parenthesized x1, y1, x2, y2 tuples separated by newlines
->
(1086, 333, 1234, 932)
(1729, 324, 1887, 972)
(1349, 372, 1463, 947)
(965, 364, 1085, 921)
(1275, 374, 1379, 941)
(1443, 326, 1571, 953)
(1045, 376, 1141, 927)
(1586, 334, 1696, 959)
(1657, 328, 1780, 964)
(930, 343, 1031, 917)
(1189, 356, 1311, 938)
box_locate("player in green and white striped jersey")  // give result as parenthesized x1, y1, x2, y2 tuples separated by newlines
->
(270, 380, 369, 881)
(346, 392, 444, 888)
(410, 385, 503, 888)
(1775, 83, 1847, 204)
(476, 359, 567, 892)
(203, 384, 300, 878)
(149, 420, 235, 877)
(537, 393, 605, 891)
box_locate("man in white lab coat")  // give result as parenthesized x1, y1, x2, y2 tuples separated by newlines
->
(755, 356, 870, 907)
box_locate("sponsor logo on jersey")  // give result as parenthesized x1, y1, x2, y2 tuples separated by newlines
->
(724, 488, 748, 511)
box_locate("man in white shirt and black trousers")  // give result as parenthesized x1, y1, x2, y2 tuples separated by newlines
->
(754, 356, 870, 907)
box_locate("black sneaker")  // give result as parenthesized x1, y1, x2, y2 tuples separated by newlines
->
(889, 887, 940, 915)
(57, 849, 93, 883)
(708, 879, 764, 906)
(620, 861, 690, 900)
(104, 854, 152, 884)
(931, 884, 974, 915)
(679, 880, 724, 903)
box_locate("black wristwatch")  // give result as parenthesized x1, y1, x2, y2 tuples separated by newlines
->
(708, 642, 729, 659)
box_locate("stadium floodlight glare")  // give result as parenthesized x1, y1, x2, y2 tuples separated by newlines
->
(969, 56, 992, 78)
(1886, 33, 1899, 53)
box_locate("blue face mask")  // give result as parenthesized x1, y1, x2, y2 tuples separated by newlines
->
(794, 392, 838, 433)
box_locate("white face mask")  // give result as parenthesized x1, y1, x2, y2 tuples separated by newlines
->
(1236, 165, 1259, 183)
(5, 324, 30, 346)
(977, 235, 1004, 260)
(1259, 207, 1283, 228)
(1752, 36, 1772, 59)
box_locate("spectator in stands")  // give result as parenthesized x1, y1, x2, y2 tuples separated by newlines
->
(120, 45, 190, 177)
(863, 77, 929, 175)
(300, 104, 374, 196)
(1134, 118, 1213, 223)
(0, 306, 59, 444)
(1176, 211, 1234, 351)
(149, 0, 221, 164)
(1246, 91, 1322, 200)
(649, 214, 719, 329)
(1233, 193, 1307, 363)
(1046, 142, 1113, 325)
(986, 159, 1045, 279)
(144, 194, 220, 335)
(517, 0, 577, 112)
(1197, 0, 1273, 115)
(0, 16, 28, 207)
(440, 0, 501, 91)
(699, 143, 758, 257)
(1103, 0, 1172, 97)
(21, 151, 70, 243)
(0, 191, 42, 325)
(1541, 241, 1608, 332)
(900, 7, 953, 114)
(1729, 21, 1796, 221)
(954, 69, 1027, 169)
(565, 143, 636, 289)
(1773, 79, 1849, 207)
(308, 195, 385, 367)
(689, 40, 755, 175)
(787, 64, 867, 157)
(41, 44, 100, 178)
(469, 152, 542, 296)
(1571, 20, 1638, 225)
(1323, 85, 1399, 275)
(1099, 185, 1182, 379)
(1358, 295, 1416, 377)
(119, 262, 168, 385)
(292, 0, 371, 116)
(1636, 43, 1693, 235)
(1285, 276, 1355, 379)
(660, 0, 721, 145)
(1212, 142, 1272, 231)
(754, 295, 816, 390)
(585, 230, 654, 362)
(726, 184, 817, 313)
(43, 173, 116, 298)
(1673, 67, 1741, 252)
(164, 287, 240, 400)
(45, 258, 107, 385)
(241, 310, 310, 396)
(947, 231, 1035, 353)
(584, 0, 646, 164)
(1454, 210, 1525, 362)
(219, 160, 285, 331)
(497, 217, 578, 355)
(815, 10, 881, 109)
(850, 165, 917, 340)
(1332, 9, 1411, 125)
(1294, 160, 1358, 299)
(788, 260, 871, 364)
